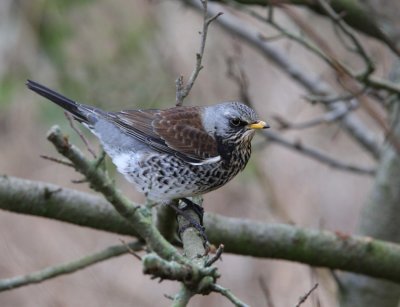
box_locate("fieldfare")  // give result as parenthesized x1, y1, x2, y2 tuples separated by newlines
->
(27, 80, 269, 235)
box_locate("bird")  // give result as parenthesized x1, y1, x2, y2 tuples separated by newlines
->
(26, 80, 269, 232)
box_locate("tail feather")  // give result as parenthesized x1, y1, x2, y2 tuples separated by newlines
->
(26, 80, 91, 123)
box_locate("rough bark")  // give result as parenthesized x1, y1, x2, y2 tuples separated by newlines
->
(3, 175, 400, 283)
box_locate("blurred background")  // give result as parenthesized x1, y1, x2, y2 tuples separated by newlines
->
(0, 0, 396, 306)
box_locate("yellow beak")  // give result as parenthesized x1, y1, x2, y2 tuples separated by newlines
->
(247, 120, 269, 129)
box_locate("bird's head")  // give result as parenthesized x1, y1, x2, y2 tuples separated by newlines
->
(202, 102, 269, 144)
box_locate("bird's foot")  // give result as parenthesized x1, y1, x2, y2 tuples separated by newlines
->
(180, 198, 204, 226)
(167, 199, 208, 243)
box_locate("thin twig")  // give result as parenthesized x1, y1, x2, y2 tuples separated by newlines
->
(277, 2, 365, 80)
(164, 293, 175, 301)
(227, 0, 400, 98)
(277, 1, 400, 152)
(184, 0, 382, 159)
(223, 0, 334, 70)
(41, 153, 91, 185)
(332, 17, 359, 54)
(205, 244, 224, 267)
(175, 0, 223, 105)
(224, 51, 373, 176)
(305, 88, 367, 105)
(211, 284, 250, 307)
(273, 100, 358, 130)
(222, 29, 374, 176)
(64, 112, 97, 159)
(364, 75, 400, 95)
(295, 283, 318, 307)
(119, 239, 142, 261)
(315, 0, 374, 78)
(309, 268, 322, 307)
(272, 2, 400, 152)
(0, 241, 143, 292)
(40, 155, 75, 168)
(261, 130, 376, 176)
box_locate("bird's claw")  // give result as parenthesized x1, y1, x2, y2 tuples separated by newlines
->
(180, 198, 204, 226)
(168, 199, 208, 245)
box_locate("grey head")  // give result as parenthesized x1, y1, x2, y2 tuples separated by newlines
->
(201, 101, 268, 143)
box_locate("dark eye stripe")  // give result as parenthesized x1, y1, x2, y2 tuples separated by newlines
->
(230, 118, 247, 127)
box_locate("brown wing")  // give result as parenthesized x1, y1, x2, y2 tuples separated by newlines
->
(108, 106, 219, 163)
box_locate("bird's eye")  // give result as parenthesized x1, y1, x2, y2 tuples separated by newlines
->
(230, 118, 243, 127)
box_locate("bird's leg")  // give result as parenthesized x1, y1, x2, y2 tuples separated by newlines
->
(167, 200, 207, 243)
(181, 198, 204, 226)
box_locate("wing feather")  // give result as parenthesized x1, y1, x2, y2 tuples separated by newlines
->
(107, 107, 219, 163)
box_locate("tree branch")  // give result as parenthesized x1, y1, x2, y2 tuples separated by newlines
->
(142, 253, 218, 287)
(46, 125, 186, 263)
(260, 130, 376, 176)
(3, 176, 400, 283)
(64, 112, 97, 159)
(281, 0, 400, 154)
(173, 1, 224, 300)
(44, 126, 232, 303)
(172, 284, 195, 306)
(315, 0, 374, 78)
(0, 175, 140, 237)
(0, 241, 143, 292)
(210, 284, 249, 307)
(212, 0, 400, 56)
(338, 66, 400, 306)
(171, 197, 209, 306)
(295, 283, 318, 307)
(273, 100, 358, 130)
(184, 0, 382, 159)
(224, 46, 374, 177)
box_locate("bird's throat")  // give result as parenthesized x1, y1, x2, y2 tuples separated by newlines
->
(216, 136, 252, 171)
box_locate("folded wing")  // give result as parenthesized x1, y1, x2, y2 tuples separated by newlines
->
(108, 107, 219, 164)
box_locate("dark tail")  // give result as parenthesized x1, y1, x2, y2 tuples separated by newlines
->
(26, 80, 91, 123)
